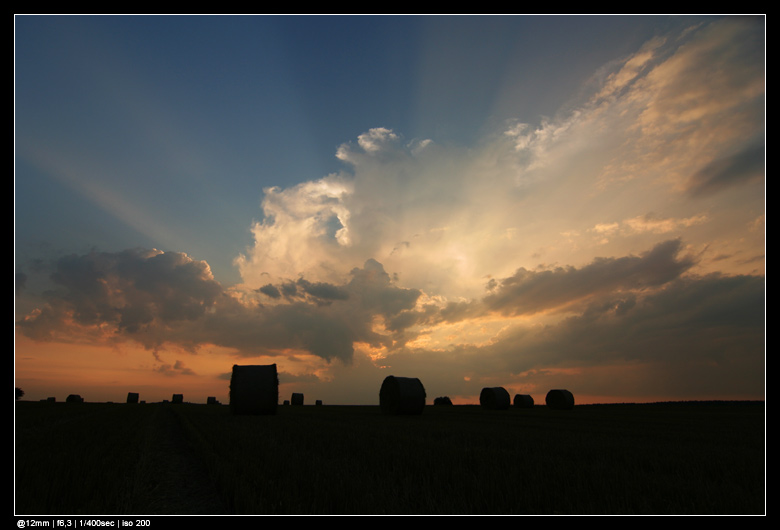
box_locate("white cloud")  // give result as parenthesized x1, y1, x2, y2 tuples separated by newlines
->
(237, 18, 763, 302)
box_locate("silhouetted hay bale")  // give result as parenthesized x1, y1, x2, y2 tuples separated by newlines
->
(127, 392, 139, 404)
(513, 394, 534, 408)
(379, 375, 426, 415)
(291, 392, 304, 406)
(229, 364, 278, 415)
(283, 400, 290, 405)
(207, 396, 219, 405)
(315, 399, 323, 406)
(480, 387, 510, 410)
(171, 393, 184, 404)
(47, 397, 56, 403)
(433, 396, 453, 406)
(66, 394, 83, 403)
(546, 389, 575, 410)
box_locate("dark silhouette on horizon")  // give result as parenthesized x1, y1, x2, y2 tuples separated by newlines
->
(379, 375, 426, 415)
(480, 387, 510, 410)
(546, 389, 575, 410)
(229, 364, 278, 415)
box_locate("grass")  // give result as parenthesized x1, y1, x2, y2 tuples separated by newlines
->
(14, 400, 765, 515)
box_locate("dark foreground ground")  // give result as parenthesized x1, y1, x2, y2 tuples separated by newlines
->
(15, 400, 765, 515)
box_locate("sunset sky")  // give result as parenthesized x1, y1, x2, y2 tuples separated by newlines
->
(14, 15, 765, 406)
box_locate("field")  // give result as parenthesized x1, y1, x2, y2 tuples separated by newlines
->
(14, 400, 765, 515)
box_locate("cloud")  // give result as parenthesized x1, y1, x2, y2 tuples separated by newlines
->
(17, 248, 223, 342)
(156, 360, 196, 377)
(15, 18, 764, 401)
(482, 239, 696, 317)
(232, 19, 763, 304)
(686, 141, 765, 197)
(622, 213, 709, 234)
(16, 251, 421, 365)
(488, 272, 765, 373)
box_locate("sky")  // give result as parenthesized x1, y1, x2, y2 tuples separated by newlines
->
(14, 15, 765, 406)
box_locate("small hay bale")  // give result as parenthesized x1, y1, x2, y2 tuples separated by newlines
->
(379, 375, 426, 415)
(315, 399, 323, 406)
(545, 389, 575, 410)
(513, 394, 534, 408)
(66, 394, 83, 403)
(229, 364, 278, 415)
(291, 392, 304, 406)
(171, 393, 184, 404)
(207, 396, 219, 405)
(433, 396, 453, 406)
(46, 397, 56, 403)
(127, 392, 139, 404)
(283, 400, 290, 405)
(480, 387, 510, 410)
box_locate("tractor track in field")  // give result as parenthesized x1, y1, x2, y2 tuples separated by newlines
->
(135, 404, 231, 515)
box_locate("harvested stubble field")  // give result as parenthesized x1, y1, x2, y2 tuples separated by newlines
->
(14, 400, 765, 515)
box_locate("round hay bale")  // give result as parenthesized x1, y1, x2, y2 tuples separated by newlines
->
(230, 364, 278, 415)
(433, 396, 453, 406)
(513, 394, 534, 408)
(480, 387, 510, 410)
(126, 392, 139, 404)
(315, 399, 323, 406)
(379, 375, 426, 415)
(291, 392, 304, 406)
(545, 389, 575, 410)
(171, 393, 184, 404)
(66, 394, 83, 403)
(207, 396, 219, 405)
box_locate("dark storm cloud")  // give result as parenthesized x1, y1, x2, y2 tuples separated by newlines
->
(483, 240, 696, 316)
(379, 269, 764, 402)
(485, 272, 765, 376)
(686, 141, 765, 197)
(16, 250, 421, 364)
(296, 278, 349, 302)
(260, 278, 350, 305)
(258, 283, 281, 299)
(17, 248, 223, 340)
(194, 259, 422, 362)
(345, 258, 421, 318)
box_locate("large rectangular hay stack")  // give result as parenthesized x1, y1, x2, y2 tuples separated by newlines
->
(480, 387, 510, 410)
(230, 364, 278, 415)
(379, 375, 426, 415)
(545, 389, 575, 410)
